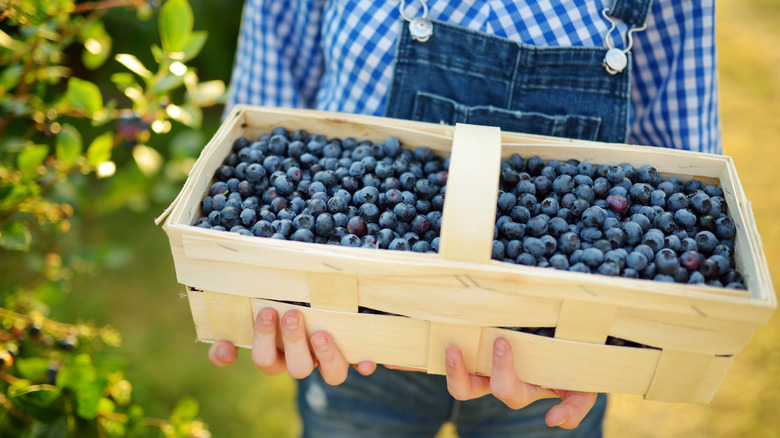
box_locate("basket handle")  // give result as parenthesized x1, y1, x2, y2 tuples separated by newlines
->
(438, 123, 502, 263)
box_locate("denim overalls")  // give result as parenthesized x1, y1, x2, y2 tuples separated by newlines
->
(299, 1, 652, 436)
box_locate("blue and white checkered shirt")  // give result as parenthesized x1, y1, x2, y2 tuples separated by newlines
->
(226, 0, 721, 154)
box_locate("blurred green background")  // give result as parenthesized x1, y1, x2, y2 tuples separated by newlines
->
(54, 0, 780, 437)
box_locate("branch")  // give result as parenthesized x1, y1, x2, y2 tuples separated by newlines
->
(72, 0, 145, 14)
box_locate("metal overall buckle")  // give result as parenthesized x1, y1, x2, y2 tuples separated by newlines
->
(400, 0, 433, 42)
(601, 7, 647, 75)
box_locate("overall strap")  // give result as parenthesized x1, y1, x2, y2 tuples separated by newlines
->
(607, 0, 653, 27)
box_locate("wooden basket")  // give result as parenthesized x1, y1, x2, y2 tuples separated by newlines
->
(158, 105, 775, 403)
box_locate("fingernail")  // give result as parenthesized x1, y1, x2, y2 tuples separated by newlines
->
(494, 339, 507, 356)
(259, 310, 274, 326)
(216, 344, 229, 362)
(283, 314, 299, 330)
(312, 335, 328, 352)
(445, 349, 455, 368)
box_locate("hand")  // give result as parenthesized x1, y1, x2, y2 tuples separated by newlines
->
(444, 338, 597, 429)
(207, 307, 377, 385)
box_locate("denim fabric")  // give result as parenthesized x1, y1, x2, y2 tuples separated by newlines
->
(607, 0, 654, 27)
(385, 19, 632, 143)
(299, 367, 607, 438)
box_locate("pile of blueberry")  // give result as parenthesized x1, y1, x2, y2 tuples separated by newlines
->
(193, 126, 746, 291)
(493, 154, 745, 289)
(194, 127, 447, 253)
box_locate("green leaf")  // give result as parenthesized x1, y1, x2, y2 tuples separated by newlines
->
(31, 415, 68, 438)
(171, 397, 199, 423)
(159, 0, 194, 53)
(64, 77, 103, 115)
(55, 124, 83, 168)
(172, 31, 208, 63)
(16, 357, 49, 381)
(0, 220, 32, 251)
(110, 72, 137, 91)
(18, 144, 49, 171)
(8, 381, 64, 423)
(56, 355, 104, 420)
(80, 20, 113, 70)
(0, 65, 23, 91)
(189, 80, 225, 107)
(0, 29, 25, 51)
(152, 73, 185, 94)
(86, 132, 113, 166)
(115, 54, 152, 79)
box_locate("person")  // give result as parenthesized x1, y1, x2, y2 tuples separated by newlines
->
(208, 0, 722, 436)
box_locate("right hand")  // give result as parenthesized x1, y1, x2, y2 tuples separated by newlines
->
(207, 307, 377, 385)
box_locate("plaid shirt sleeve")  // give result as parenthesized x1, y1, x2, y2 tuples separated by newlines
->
(226, 0, 326, 109)
(226, 0, 721, 154)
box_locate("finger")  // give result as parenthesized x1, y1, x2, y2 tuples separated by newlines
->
(280, 309, 315, 379)
(310, 331, 349, 385)
(445, 346, 490, 401)
(489, 338, 555, 409)
(251, 308, 286, 376)
(208, 340, 238, 367)
(353, 361, 377, 376)
(545, 391, 598, 429)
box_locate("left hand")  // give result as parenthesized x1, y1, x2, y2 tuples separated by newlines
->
(444, 337, 598, 429)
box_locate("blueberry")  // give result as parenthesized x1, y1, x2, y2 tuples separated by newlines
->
(340, 233, 361, 247)
(629, 183, 653, 205)
(293, 213, 315, 232)
(591, 178, 610, 199)
(359, 203, 380, 223)
(211, 193, 227, 211)
(394, 202, 416, 223)
(569, 262, 591, 273)
(388, 237, 411, 251)
(539, 235, 557, 255)
(501, 167, 521, 186)
(714, 216, 736, 239)
(506, 240, 523, 259)
(427, 211, 443, 232)
(210, 181, 229, 197)
(492, 240, 506, 260)
(549, 254, 570, 270)
(383, 137, 402, 157)
(220, 206, 240, 229)
(626, 251, 649, 271)
(581, 206, 607, 228)
(526, 214, 550, 237)
(498, 192, 517, 214)
(539, 197, 559, 217)
(650, 190, 666, 207)
(240, 208, 257, 227)
(654, 248, 680, 275)
(597, 261, 621, 276)
(578, 247, 603, 269)
(653, 211, 676, 235)
(695, 230, 718, 254)
(636, 165, 661, 186)
(509, 251, 532, 266)
(605, 194, 629, 215)
(606, 166, 625, 183)
(558, 232, 581, 254)
(412, 240, 432, 253)
(250, 220, 274, 237)
(347, 216, 368, 237)
(410, 215, 430, 235)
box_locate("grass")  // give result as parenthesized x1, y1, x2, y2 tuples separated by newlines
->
(56, 0, 780, 436)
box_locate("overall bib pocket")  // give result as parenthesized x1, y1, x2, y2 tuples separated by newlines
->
(411, 91, 603, 141)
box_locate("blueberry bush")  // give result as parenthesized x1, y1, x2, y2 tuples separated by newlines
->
(0, 0, 224, 436)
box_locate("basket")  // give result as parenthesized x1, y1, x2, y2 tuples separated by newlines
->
(158, 105, 775, 403)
